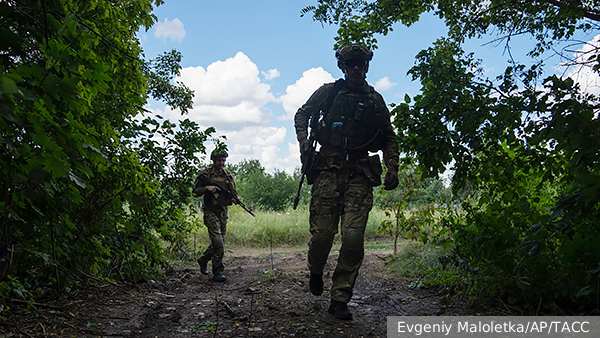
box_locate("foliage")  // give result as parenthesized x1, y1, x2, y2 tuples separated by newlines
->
(374, 166, 456, 209)
(376, 163, 455, 254)
(304, 0, 600, 312)
(230, 159, 310, 211)
(303, 0, 600, 52)
(227, 158, 265, 182)
(301, 0, 434, 49)
(402, 40, 600, 312)
(198, 203, 388, 249)
(376, 164, 420, 254)
(130, 117, 212, 261)
(386, 242, 465, 290)
(0, 0, 213, 303)
(192, 321, 226, 332)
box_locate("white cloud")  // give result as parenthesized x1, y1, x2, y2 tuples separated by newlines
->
(212, 126, 302, 174)
(154, 18, 186, 43)
(282, 141, 302, 172)
(183, 103, 266, 126)
(149, 52, 285, 171)
(226, 126, 287, 146)
(181, 52, 275, 107)
(262, 69, 280, 81)
(278, 67, 335, 121)
(565, 34, 600, 96)
(223, 126, 289, 172)
(374, 76, 397, 91)
(146, 54, 335, 174)
(173, 52, 276, 129)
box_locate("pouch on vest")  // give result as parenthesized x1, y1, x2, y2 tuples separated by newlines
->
(362, 153, 383, 186)
(329, 121, 343, 147)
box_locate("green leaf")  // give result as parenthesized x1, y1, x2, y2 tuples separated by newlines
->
(68, 170, 87, 189)
(1, 76, 18, 95)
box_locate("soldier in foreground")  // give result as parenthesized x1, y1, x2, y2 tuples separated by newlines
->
(193, 149, 238, 282)
(294, 44, 400, 319)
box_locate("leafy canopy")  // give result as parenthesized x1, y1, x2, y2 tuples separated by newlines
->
(0, 0, 213, 302)
(304, 0, 600, 312)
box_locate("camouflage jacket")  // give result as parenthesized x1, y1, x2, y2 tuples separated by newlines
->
(294, 79, 399, 171)
(193, 165, 237, 210)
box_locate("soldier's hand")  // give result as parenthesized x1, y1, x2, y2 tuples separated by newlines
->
(384, 167, 399, 190)
(299, 138, 310, 159)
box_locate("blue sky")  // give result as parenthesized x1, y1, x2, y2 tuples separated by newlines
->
(138, 0, 599, 174)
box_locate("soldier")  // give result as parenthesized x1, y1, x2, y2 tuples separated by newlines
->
(193, 149, 238, 282)
(294, 44, 399, 319)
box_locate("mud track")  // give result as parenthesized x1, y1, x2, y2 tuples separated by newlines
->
(2, 247, 484, 337)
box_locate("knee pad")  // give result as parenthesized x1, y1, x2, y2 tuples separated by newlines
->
(310, 233, 334, 255)
(343, 229, 364, 251)
(212, 236, 224, 250)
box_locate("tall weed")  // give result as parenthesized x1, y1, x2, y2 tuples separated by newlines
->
(187, 205, 390, 251)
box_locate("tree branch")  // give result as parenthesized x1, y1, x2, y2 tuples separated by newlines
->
(544, 0, 600, 22)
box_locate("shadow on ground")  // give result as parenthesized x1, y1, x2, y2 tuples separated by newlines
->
(2, 247, 486, 337)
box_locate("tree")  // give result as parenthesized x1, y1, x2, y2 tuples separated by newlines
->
(228, 158, 312, 211)
(0, 0, 212, 303)
(228, 158, 265, 183)
(303, 0, 600, 311)
(236, 166, 297, 211)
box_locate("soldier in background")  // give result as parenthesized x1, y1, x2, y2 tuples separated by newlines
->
(193, 149, 237, 282)
(294, 44, 400, 319)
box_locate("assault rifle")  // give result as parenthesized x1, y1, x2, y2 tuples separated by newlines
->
(196, 173, 255, 217)
(293, 134, 317, 210)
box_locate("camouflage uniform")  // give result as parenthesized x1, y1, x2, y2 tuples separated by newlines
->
(193, 164, 237, 275)
(295, 70, 399, 304)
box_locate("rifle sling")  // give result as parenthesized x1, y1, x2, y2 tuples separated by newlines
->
(323, 79, 345, 115)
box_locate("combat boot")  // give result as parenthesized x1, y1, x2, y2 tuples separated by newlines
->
(328, 300, 353, 320)
(197, 258, 209, 275)
(212, 273, 226, 282)
(309, 273, 323, 296)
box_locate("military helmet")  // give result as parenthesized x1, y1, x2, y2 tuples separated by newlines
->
(210, 149, 228, 161)
(336, 44, 373, 69)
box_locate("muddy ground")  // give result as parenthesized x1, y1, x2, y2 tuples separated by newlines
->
(1, 245, 489, 337)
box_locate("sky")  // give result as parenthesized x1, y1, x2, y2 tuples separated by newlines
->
(138, 0, 600, 174)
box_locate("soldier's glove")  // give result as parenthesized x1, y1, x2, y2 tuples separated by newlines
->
(299, 138, 310, 161)
(384, 166, 399, 190)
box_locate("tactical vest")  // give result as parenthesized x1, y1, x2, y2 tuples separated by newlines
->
(204, 167, 235, 208)
(316, 88, 380, 153)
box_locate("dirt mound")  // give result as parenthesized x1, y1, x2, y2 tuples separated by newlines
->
(1, 247, 484, 337)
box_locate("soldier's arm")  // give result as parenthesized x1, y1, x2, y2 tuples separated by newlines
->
(377, 96, 400, 169)
(294, 84, 331, 141)
(192, 168, 210, 196)
(227, 170, 238, 198)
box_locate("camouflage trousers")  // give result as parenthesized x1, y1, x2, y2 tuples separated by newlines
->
(308, 167, 373, 303)
(199, 207, 228, 274)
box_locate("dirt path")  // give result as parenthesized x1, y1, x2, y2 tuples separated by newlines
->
(2, 246, 483, 337)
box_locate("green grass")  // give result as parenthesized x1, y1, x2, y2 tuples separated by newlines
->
(189, 205, 392, 250)
(179, 206, 456, 287)
(385, 241, 449, 276)
(364, 242, 395, 250)
(182, 204, 464, 295)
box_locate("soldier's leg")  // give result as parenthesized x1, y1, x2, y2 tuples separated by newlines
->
(331, 174, 373, 303)
(307, 170, 343, 275)
(210, 209, 228, 275)
(199, 209, 218, 266)
(199, 209, 225, 275)
(220, 209, 228, 242)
